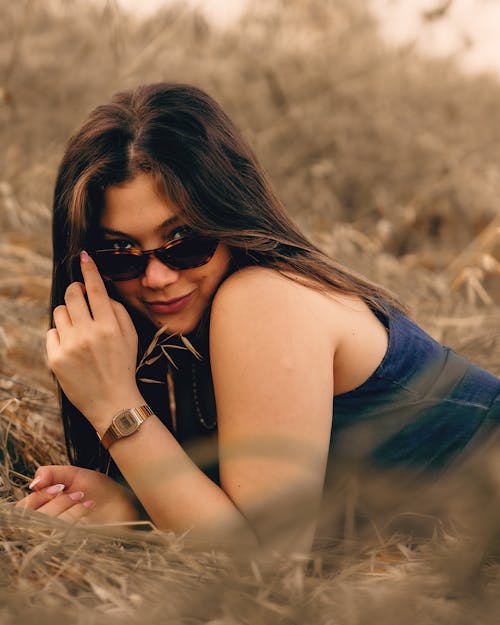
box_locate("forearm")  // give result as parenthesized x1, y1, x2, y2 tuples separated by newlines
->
(96, 403, 257, 544)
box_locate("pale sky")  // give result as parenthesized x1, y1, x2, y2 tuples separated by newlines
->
(371, 0, 500, 75)
(113, 0, 500, 77)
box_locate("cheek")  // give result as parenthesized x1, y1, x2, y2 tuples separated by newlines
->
(107, 280, 140, 304)
(203, 259, 230, 295)
(209, 246, 231, 284)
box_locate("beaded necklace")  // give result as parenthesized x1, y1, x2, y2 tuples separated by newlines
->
(166, 361, 217, 433)
(191, 362, 217, 430)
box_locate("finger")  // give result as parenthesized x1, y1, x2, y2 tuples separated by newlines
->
(16, 483, 66, 510)
(58, 500, 95, 523)
(28, 465, 78, 492)
(37, 491, 86, 517)
(110, 299, 137, 339)
(64, 281, 93, 325)
(46, 328, 61, 364)
(80, 251, 115, 322)
(53, 304, 72, 334)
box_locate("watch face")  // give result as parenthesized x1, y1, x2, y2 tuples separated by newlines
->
(114, 411, 138, 436)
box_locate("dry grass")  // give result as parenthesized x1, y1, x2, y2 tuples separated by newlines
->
(3, 436, 500, 624)
(1, 0, 500, 622)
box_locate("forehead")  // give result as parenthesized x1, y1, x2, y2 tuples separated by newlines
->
(100, 173, 181, 233)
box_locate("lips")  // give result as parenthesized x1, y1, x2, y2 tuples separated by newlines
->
(144, 291, 195, 314)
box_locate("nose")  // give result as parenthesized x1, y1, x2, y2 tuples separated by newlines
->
(140, 255, 180, 289)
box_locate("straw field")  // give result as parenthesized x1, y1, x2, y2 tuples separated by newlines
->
(1, 0, 500, 622)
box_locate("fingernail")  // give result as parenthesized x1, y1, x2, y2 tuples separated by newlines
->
(29, 476, 41, 489)
(68, 491, 85, 501)
(83, 500, 95, 509)
(80, 250, 90, 263)
(46, 483, 65, 495)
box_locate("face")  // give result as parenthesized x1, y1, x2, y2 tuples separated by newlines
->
(98, 173, 231, 335)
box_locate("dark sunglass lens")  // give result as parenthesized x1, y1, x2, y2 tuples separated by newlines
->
(94, 251, 145, 281)
(158, 238, 219, 269)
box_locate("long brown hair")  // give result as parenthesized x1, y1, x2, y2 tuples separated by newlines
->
(52, 82, 403, 470)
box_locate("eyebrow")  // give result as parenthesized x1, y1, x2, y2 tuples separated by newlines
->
(99, 216, 180, 240)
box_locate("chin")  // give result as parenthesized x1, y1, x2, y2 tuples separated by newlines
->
(149, 314, 199, 336)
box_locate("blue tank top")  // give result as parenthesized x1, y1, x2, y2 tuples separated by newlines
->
(331, 308, 500, 475)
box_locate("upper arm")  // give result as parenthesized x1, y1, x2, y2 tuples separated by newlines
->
(209, 268, 335, 552)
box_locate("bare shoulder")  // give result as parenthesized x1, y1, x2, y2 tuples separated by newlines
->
(214, 265, 305, 298)
(212, 266, 336, 330)
(211, 266, 389, 396)
(210, 265, 336, 373)
(211, 266, 370, 345)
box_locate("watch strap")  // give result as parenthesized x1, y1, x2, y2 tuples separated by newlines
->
(99, 404, 154, 450)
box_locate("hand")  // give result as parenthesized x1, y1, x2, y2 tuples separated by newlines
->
(16, 465, 143, 525)
(47, 251, 144, 431)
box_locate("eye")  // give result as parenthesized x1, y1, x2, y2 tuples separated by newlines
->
(167, 226, 195, 241)
(106, 239, 135, 251)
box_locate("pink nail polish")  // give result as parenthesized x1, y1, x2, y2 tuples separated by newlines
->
(29, 476, 41, 489)
(68, 491, 85, 501)
(83, 500, 95, 509)
(80, 250, 90, 263)
(46, 483, 65, 495)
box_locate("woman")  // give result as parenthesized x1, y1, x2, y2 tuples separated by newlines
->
(17, 83, 500, 553)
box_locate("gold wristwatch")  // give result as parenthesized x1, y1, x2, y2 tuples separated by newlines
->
(99, 404, 154, 450)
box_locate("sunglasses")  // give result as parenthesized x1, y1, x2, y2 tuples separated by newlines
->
(91, 229, 219, 281)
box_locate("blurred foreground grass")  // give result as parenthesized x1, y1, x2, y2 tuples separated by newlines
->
(1, 0, 500, 622)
